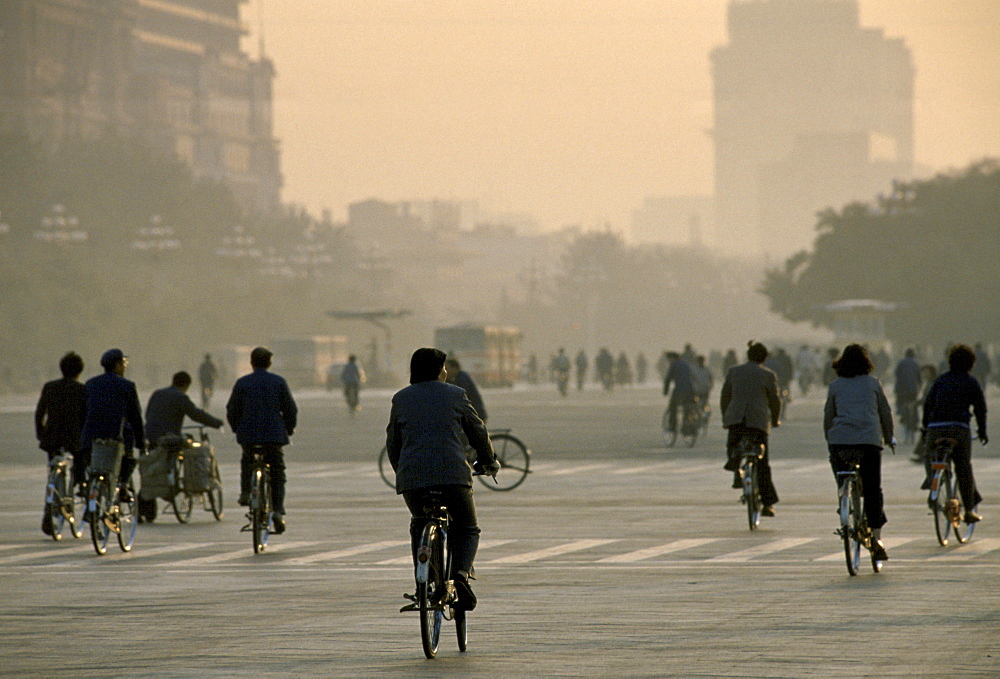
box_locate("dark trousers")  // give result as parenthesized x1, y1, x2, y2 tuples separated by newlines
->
(829, 444, 886, 530)
(926, 426, 982, 510)
(403, 485, 481, 578)
(726, 425, 779, 506)
(240, 444, 286, 513)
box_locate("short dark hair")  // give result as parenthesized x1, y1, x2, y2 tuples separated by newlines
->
(833, 343, 873, 378)
(172, 371, 192, 388)
(250, 346, 272, 369)
(948, 344, 976, 373)
(59, 351, 84, 378)
(747, 341, 767, 363)
(410, 347, 446, 384)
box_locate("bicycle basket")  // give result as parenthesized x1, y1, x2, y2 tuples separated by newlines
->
(90, 438, 124, 479)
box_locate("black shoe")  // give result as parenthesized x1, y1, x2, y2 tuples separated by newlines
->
(871, 540, 889, 561)
(453, 573, 477, 611)
(927, 496, 936, 510)
(920, 477, 931, 490)
(964, 510, 982, 524)
(271, 512, 285, 534)
(42, 516, 53, 536)
(238, 493, 250, 507)
(731, 473, 741, 489)
(723, 457, 739, 472)
(118, 488, 134, 503)
(761, 505, 775, 517)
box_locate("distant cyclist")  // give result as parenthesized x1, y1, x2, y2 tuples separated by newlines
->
(921, 343, 988, 523)
(445, 357, 488, 424)
(387, 348, 498, 611)
(551, 348, 571, 396)
(35, 351, 88, 534)
(198, 353, 218, 409)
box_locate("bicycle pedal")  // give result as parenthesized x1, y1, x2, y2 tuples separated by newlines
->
(399, 603, 419, 613)
(240, 523, 252, 532)
(402, 592, 417, 602)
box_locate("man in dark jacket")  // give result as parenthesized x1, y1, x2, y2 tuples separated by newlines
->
(35, 351, 88, 534)
(387, 348, 497, 611)
(226, 346, 297, 533)
(80, 348, 146, 502)
(721, 341, 783, 516)
(445, 357, 488, 423)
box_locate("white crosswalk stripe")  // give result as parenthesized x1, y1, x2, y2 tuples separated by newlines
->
(483, 539, 619, 564)
(929, 538, 1000, 561)
(284, 540, 407, 566)
(814, 536, 918, 562)
(374, 539, 515, 566)
(596, 538, 717, 563)
(707, 537, 817, 562)
(169, 540, 321, 565)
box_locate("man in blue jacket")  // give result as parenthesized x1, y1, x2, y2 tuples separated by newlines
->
(387, 348, 497, 611)
(80, 349, 146, 502)
(226, 346, 297, 533)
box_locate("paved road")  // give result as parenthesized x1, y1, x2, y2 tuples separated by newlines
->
(2, 385, 998, 677)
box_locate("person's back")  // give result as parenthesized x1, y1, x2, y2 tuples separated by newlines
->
(145, 372, 223, 446)
(36, 353, 88, 459)
(387, 348, 497, 612)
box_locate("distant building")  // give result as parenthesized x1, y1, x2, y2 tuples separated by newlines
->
(0, 0, 281, 213)
(711, 0, 913, 258)
(631, 195, 714, 246)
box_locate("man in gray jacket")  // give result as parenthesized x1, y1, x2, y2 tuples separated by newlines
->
(721, 341, 783, 516)
(387, 347, 497, 611)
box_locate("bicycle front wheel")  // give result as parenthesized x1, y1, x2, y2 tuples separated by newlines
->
(171, 458, 193, 523)
(378, 446, 396, 489)
(481, 433, 530, 491)
(932, 469, 953, 546)
(842, 478, 862, 576)
(117, 484, 138, 552)
(89, 476, 113, 556)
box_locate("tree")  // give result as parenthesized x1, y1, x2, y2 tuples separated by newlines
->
(760, 159, 1000, 346)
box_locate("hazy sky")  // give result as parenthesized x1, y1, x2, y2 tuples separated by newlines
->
(243, 0, 1000, 232)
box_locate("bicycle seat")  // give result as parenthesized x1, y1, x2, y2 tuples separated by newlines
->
(935, 437, 959, 448)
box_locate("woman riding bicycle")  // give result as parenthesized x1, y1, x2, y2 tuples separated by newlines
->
(387, 348, 498, 612)
(921, 343, 988, 523)
(823, 344, 894, 561)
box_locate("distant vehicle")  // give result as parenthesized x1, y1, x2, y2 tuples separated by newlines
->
(434, 324, 522, 387)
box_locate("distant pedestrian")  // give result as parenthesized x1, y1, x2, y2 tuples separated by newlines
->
(574, 350, 588, 392)
(198, 353, 218, 408)
(341, 355, 366, 413)
(635, 353, 647, 384)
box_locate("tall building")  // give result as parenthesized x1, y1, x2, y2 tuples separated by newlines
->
(0, 0, 281, 213)
(711, 0, 913, 258)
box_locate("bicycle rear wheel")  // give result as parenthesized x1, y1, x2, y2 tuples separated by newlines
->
(481, 433, 530, 491)
(932, 469, 953, 546)
(171, 457, 193, 523)
(89, 476, 113, 556)
(841, 478, 861, 576)
(378, 446, 395, 489)
(742, 459, 760, 531)
(951, 475, 975, 544)
(207, 458, 224, 520)
(117, 483, 138, 552)
(417, 523, 445, 658)
(46, 469, 66, 541)
(251, 468, 270, 553)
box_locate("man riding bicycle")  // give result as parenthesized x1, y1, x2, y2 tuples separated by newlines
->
(387, 348, 498, 612)
(662, 351, 695, 446)
(721, 341, 782, 516)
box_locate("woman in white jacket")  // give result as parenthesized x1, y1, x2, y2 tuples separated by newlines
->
(824, 343, 896, 561)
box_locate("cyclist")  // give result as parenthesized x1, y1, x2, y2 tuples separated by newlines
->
(894, 348, 923, 444)
(662, 351, 695, 446)
(35, 351, 88, 535)
(445, 357, 488, 424)
(226, 346, 297, 534)
(921, 343, 988, 523)
(721, 341, 782, 516)
(80, 349, 146, 503)
(198, 353, 218, 409)
(823, 343, 894, 561)
(142, 370, 224, 522)
(551, 348, 571, 396)
(387, 348, 498, 612)
(340, 354, 366, 413)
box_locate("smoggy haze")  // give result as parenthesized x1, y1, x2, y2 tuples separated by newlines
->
(243, 0, 1000, 237)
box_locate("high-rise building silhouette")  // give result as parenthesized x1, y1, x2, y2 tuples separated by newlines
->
(711, 0, 913, 257)
(0, 0, 281, 213)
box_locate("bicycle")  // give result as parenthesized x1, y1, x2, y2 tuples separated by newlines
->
(927, 436, 975, 546)
(241, 445, 276, 553)
(736, 436, 764, 531)
(834, 449, 883, 576)
(662, 397, 703, 448)
(398, 482, 491, 658)
(379, 428, 530, 492)
(44, 451, 83, 540)
(166, 426, 224, 523)
(86, 441, 137, 556)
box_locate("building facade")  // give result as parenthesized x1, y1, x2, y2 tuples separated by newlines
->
(0, 0, 281, 213)
(711, 0, 913, 258)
